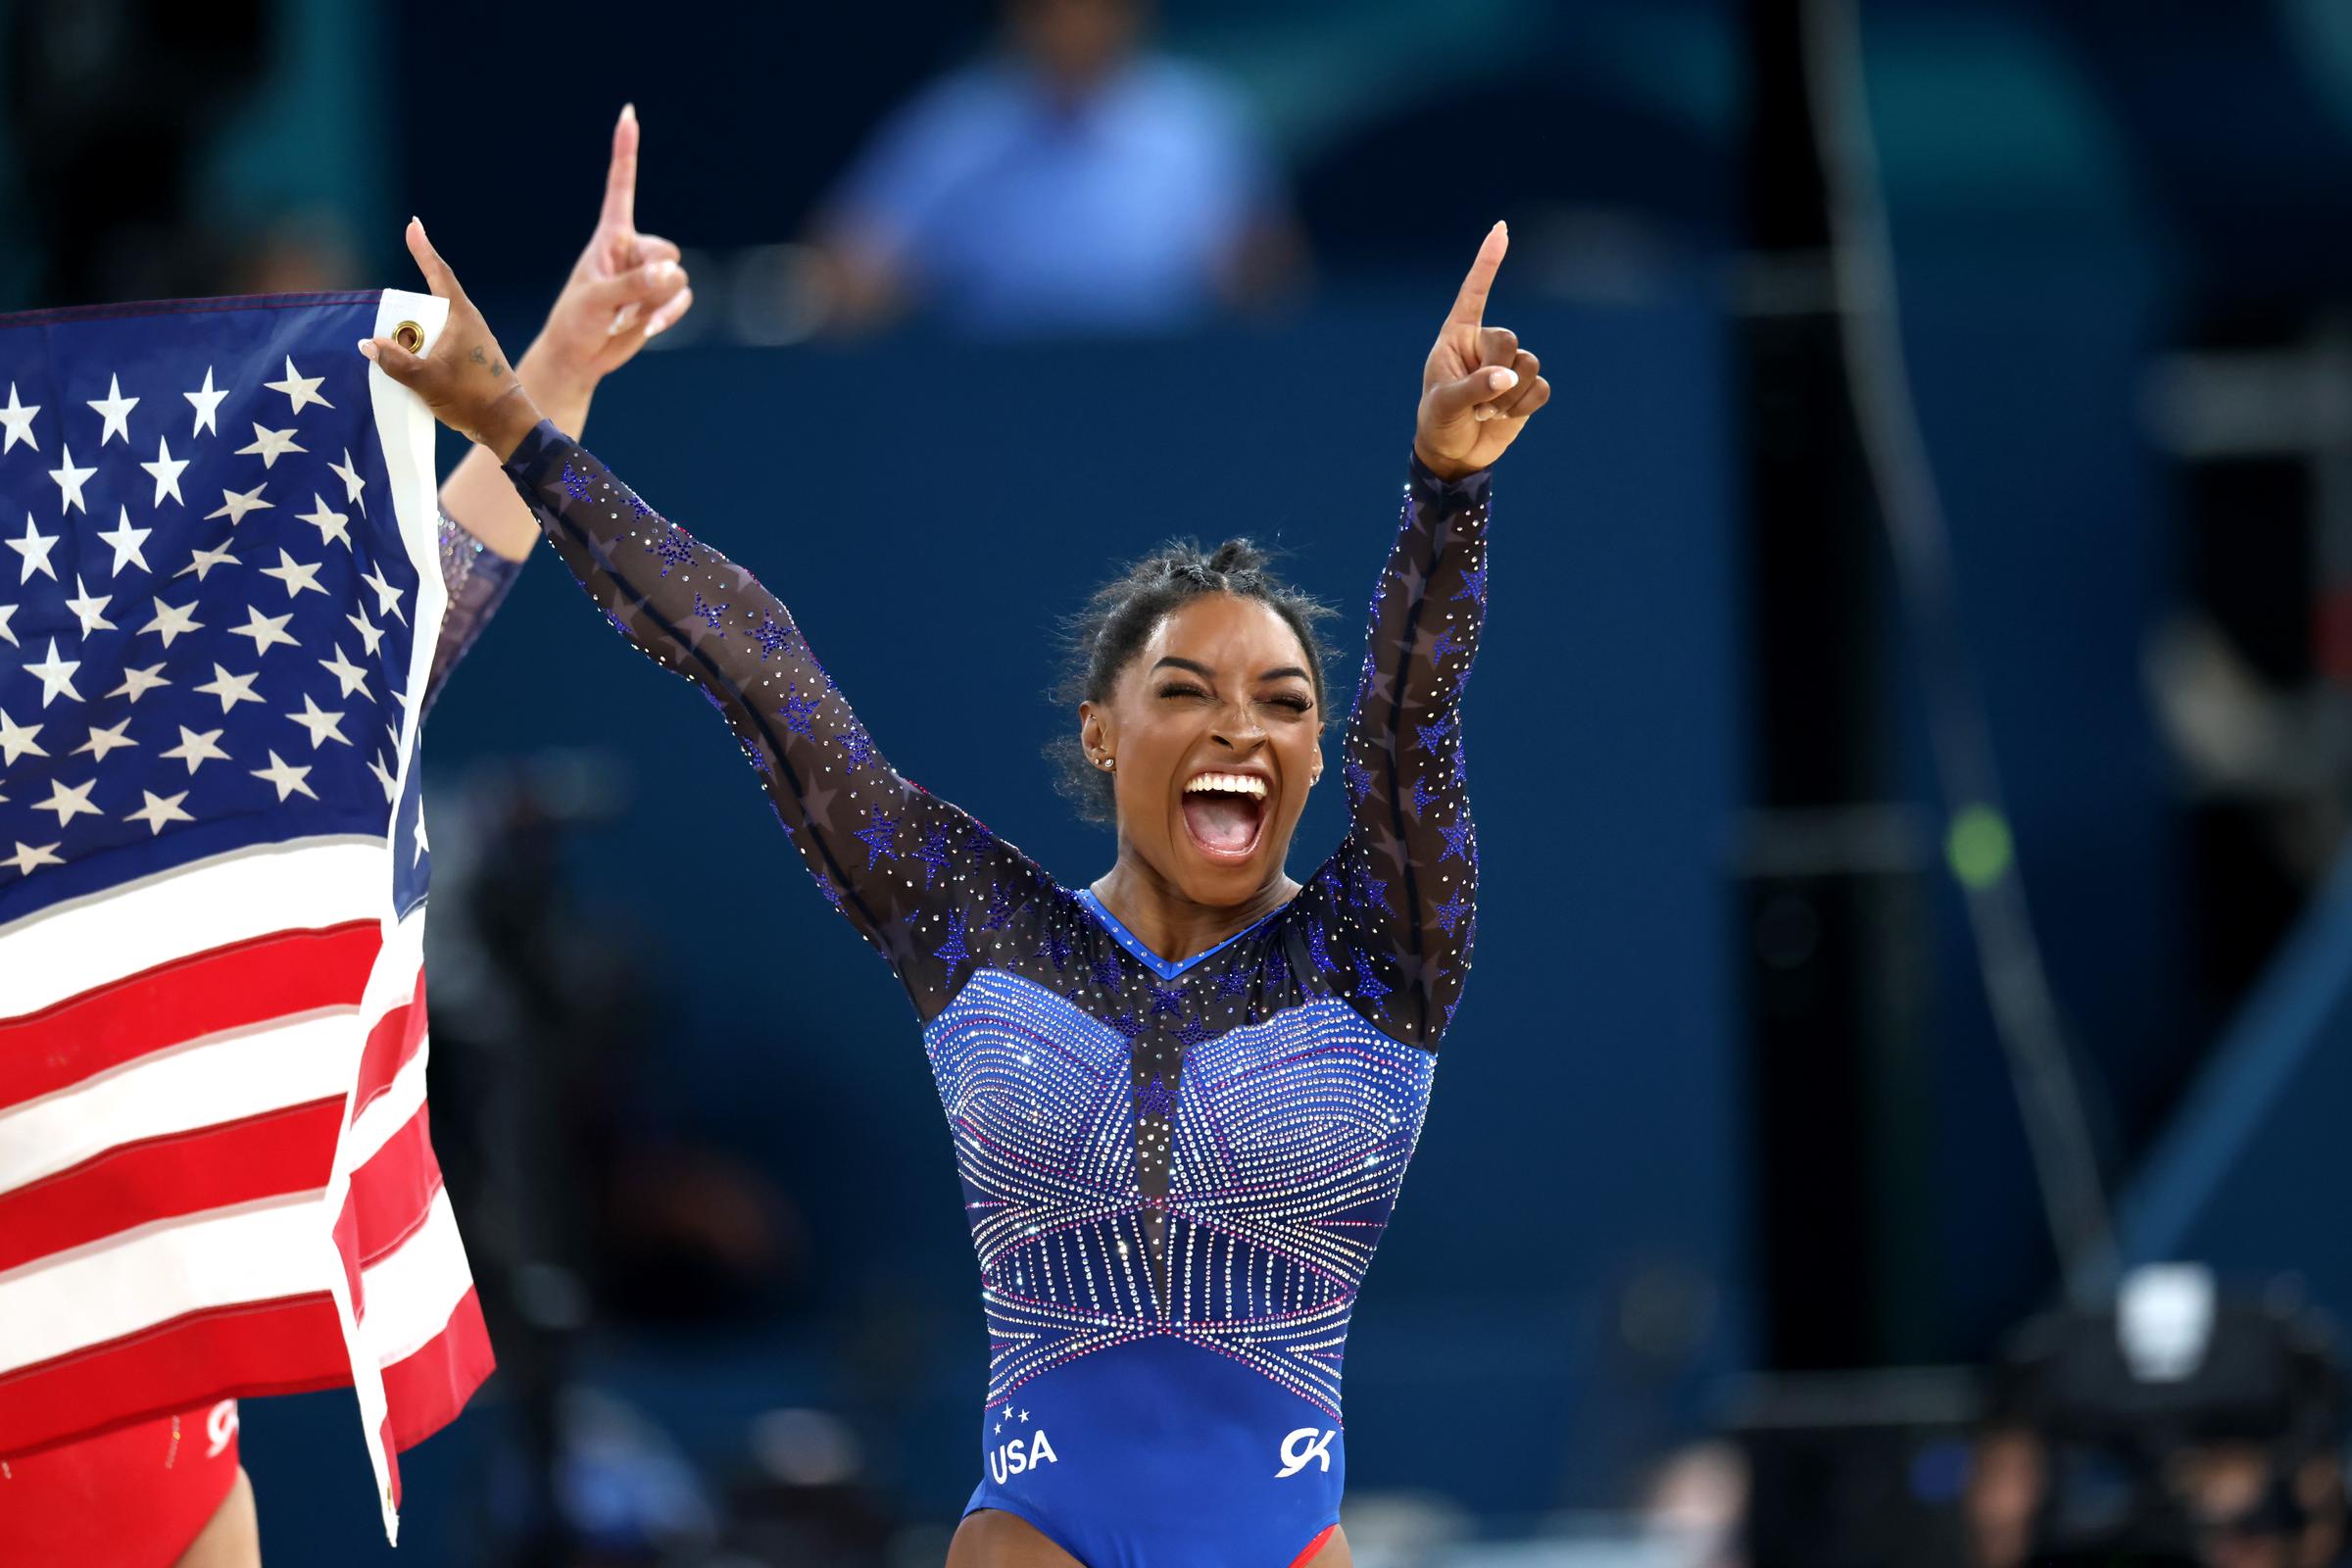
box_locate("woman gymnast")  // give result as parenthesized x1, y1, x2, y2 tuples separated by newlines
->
(0, 107, 690, 1568)
(362, 214, 1546, 1568)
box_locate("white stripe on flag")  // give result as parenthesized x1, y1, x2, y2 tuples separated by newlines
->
(0, 1010, 361, 1194)
(0, 839, 387, 1017)
(359, 1185, 472, 1369)
(0, 1193, 329, 1374)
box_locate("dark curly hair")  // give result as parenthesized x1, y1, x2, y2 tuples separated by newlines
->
(1049, 539, 1338, 824)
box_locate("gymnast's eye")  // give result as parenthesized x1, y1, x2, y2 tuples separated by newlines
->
(1158, 682, 1210, 701)
(1264, 693, 1313, 714)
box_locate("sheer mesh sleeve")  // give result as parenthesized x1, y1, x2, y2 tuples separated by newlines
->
(419, 511, 524, 718)
(501, 420, 1048, 1020)
(1294, 453, 1491, 1051)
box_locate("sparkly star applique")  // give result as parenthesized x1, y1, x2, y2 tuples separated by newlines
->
(1147, 983, 1183, 1018)
(1214, 959, 1253, 999)
(1409, 775, 1440, 818)
(1090, 953, 1122, 993)
(646, 528, 694, 575)
(1354, 659, 1376, 707)
(559, 462, 596, 502)
(1429, 623, 1466, 664)
(934, 909, 972, 972)
(1304, 917, 1339, 974)
(1452, 563, 1489, 606)
(1354, 963, 1393, 1004)
(980, 881, 1019, 932)
(840, 725, 877, 771)
(1344, 758, 1374, 802)
(1108, 1010, 1143, 1041)
(1413, 714, 1454, 753)
(1432, 895, 1472, 936)
(1352, 870, 1391, 910)
(623, 490, 655, 519)
(778, 683, 821, 737)
(855, 809, 899, 868)
(753, 617, 793, 662)
(1175, 1014, 1216, 1049)
(1042, 919, 1075, 971)
(1137, 1074, 1177, 1118)
(691, 594, 729, 635)
(912, 820, 956, 886)
(809, 864, 845, 909)
(1437, 818, 1476, 865)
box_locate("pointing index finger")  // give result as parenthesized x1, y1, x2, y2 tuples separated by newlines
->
(1446, 220, 1509, 329)
(602, 102, 639, 232)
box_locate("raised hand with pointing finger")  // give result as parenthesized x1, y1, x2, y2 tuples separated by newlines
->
(1414, 221, 1550, 480)
(363, 217, 542, 460)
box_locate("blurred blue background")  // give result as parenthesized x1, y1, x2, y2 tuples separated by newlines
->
(6, 0, 2352, 1563)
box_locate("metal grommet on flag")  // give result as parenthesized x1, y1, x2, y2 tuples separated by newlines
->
(393, 320, 424, 353)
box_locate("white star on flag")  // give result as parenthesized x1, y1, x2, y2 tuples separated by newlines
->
(0, 708, 45, 763)
(285, 694, 350, 749)
(297, 494, 353, 550)
(329, 449, 367, 514)
(265, 357, 333, 415)
(2, 840, 62, 875)
(48, 446, 95, 514)
(184, 366, 229, 436)
(123, 789, 194, 836)
(346, 607, 385, 656)
(73, 717, 136, 761)
(249, 749, 317, 802)
(139, 596, 204, 648)
(159, 724, 230, 773)
(87, 374, 138, 446)
(227, 606, 299, 655)
(318, 644, 370, 698)
(360, 561, 407, 623)
(178, 540, 239, 581)
(24, 640, 82, 707)
(7, 514, 59, 583)
(366, 750, 397, 802)
(107, 662, 171, 703)
(0, 603, 18, 648)
(31, 777, 100, 826)
(206, 482, 272, 525)
(260, 550, 327, 600)
(63, 576, 117, 635)
(236, 423, 306, 469)
(0, 383, 40, 453)
(412, 808, 429, 866)
(141, 435, 189, 506)
(96, 507, 153, 574)
(191, 663, 263, 712)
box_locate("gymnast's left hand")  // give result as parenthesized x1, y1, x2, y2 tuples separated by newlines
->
(359, 219, 544, 462)
(1414, 221, 1551, 480)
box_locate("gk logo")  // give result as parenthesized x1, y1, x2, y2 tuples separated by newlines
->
(206, 1400, 239, 1459)
(1276, 1426, 1336, 1478)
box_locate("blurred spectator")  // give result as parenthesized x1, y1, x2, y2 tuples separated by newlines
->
(808, 0, 1301, 337)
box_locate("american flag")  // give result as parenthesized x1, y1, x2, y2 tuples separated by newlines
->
(0, 289, 489, 1537)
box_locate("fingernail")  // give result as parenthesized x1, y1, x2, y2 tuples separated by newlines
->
(357, 338, 379, 361)
(1472, 407, 1495, 423)
(1490, 368, 1517, 392)
(644, 316, 669, 339)
(621, 101, 637, 122)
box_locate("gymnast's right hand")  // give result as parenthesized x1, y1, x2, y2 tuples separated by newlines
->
(359, 218, 545, 462)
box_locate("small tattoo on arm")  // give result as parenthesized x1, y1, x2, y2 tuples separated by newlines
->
(468, 344, 509, 377)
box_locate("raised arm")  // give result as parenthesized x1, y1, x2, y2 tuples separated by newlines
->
(363, 220, 1043, 1017)
(422, 104, 696, 713)
(1308, 222, 1548, 1050)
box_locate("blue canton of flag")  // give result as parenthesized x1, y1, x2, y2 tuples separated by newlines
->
(0, 293, 445, 922)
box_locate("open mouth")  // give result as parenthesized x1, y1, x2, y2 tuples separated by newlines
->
(1179, 771, 1269, 862)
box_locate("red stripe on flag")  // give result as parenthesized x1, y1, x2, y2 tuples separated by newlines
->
(379, 1287, 494, 1453)
(348, 1101, 443, 1268)
(350, 971, 427, 1124)
(0, 923, 380, 1110)
(0, 1099, 344, 1273)
(0, 1295, 347, 1459)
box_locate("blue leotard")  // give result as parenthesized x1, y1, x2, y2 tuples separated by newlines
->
(502, 424, 1489, 1567)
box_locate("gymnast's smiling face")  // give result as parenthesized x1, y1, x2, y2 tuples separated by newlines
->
(1082, 593, 1326, 908)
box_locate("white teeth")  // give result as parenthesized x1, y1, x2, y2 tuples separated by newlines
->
(1184, 772, 1268, 799)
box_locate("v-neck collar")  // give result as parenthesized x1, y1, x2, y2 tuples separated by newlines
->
(1074, 887, 1286, 981)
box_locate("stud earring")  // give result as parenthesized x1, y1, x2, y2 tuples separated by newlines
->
(1099, 758, 1115, 771)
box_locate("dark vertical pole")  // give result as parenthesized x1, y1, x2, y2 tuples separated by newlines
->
(1736, 0, 1933, 1369)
